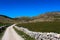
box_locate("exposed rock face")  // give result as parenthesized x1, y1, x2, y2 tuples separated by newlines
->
(15, 26, 60, 40)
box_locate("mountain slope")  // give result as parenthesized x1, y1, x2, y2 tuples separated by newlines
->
(1, 12, 60, 23)
(30, 12, 60, 22)
(0, 15, 15, 23)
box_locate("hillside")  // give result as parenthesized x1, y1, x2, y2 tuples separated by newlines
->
(16, 12, 60, 33)
(0, 15, 15, 23)
(14, 17, 32, 22)
(0, 12, 60, 23)
(30, 12, 60, 22)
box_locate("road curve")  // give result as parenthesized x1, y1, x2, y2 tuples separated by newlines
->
(2, 24, 24, 40)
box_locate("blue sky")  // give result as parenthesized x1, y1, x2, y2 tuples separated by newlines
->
(0, 0, 60, 18)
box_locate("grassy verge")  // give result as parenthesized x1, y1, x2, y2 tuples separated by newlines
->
(0, 33, 3, 40)
(17, 22, 60, 33)
(0, 23, 12, 40)
(14, 27, 35, 40)
(0, 23, 4, 26)
(0, 23, 12, 26)
(0, 28, 6, 40)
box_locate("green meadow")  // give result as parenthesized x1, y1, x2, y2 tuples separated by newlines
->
(17, 22, 60, 33)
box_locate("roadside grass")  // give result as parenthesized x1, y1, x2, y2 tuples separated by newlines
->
(0, 31, 5, 40)
(0, 23, 4, 26)
(17, 22, 60, 33)
(13, 27, 35, 40)
(0, 23, 12, 40)
(0, 23, 12, 26)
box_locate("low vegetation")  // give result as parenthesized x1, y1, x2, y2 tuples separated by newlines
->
(0, 23, 5, 26)
(17, 22, 60, 33)
(0, 23, 12, 26)
(0, 31, 5, 40)
(0, 23, 12, 40)
(14, 27, 35, 40)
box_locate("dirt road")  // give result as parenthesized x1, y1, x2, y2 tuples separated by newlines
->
(2, 24, 24, 40)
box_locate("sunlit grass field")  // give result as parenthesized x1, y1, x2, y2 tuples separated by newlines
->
(17, 22, 60, 33)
